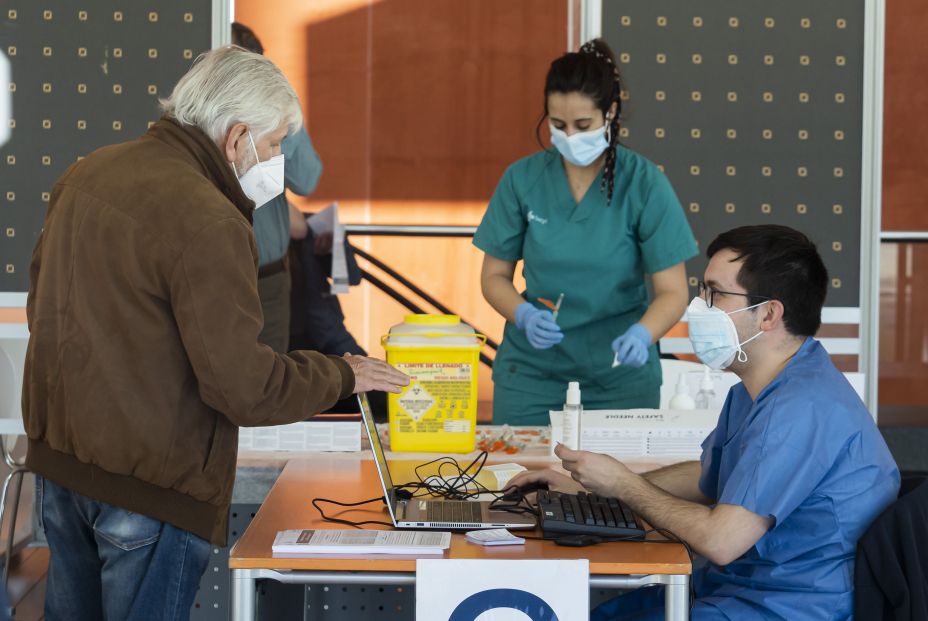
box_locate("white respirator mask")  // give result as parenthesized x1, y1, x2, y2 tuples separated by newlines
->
(233, 131, 285, 209)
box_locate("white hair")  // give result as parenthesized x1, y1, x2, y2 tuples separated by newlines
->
(160, 45, 302, 145)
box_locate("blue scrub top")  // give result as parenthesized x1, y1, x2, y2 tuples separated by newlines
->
(473, 146, 697, 420)
(697, 338, 900, 620)
(252, 128, 322, 267)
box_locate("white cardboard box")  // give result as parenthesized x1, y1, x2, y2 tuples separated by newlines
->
(238, 420, 361, 452)
(575, 408, 721, 460)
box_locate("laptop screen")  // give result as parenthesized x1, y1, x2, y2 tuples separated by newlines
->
(357, 393, 397, 502)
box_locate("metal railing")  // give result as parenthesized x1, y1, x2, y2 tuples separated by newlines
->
(880, 231, 928, 243)
(345, 224, 476, 238)
(343, 224, 497, 368)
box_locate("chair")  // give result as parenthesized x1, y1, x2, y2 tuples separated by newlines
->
(0, 337, 29, 590)
(854, 476, 928, 620)
(0, 421, 26, 588)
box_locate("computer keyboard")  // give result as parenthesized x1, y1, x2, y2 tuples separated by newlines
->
(426, 500, 483, 523)
(536, 490, 644, 539)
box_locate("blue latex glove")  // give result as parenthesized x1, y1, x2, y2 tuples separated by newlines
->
(515, 302, 564, 349)
(611, 323, 651, 367)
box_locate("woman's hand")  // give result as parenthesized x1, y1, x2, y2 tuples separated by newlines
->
(515, 303, 563, 349)
(610, 323, 651, 367)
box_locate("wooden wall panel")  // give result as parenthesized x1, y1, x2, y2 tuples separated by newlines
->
(878, 0, 928, 414)
(882, 0, 928, 230)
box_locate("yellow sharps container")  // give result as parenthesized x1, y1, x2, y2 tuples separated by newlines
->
(381, 315, 486, 453)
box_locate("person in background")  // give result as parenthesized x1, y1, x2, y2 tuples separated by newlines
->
(22, 46, 408, 620)
(508, 225, 900, 620)
(232, 22, 322, 353)
(288, 227, 392, 420)
(473, 39, 697, 425)
(234, 23, 389, 420)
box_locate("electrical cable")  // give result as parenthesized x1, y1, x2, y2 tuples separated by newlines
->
(311, 496, 394, 528)
(312, 451, 507, 526)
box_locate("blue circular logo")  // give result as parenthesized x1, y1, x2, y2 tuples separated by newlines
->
(448, 588, 558, 621)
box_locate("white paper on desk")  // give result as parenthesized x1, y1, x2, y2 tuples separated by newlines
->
(273, 529, 450, 555)
(306, 202, 349, 294)
(417, 559, 588, 621)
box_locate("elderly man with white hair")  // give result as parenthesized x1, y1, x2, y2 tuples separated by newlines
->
(22, 46, 409, 620)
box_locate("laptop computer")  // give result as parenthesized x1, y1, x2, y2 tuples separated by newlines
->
(358, 393, 536, 530)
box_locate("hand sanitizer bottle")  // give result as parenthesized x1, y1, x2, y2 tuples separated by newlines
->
(669, 373, 695, 410)
(562, 381, 583, 450)
(695, 367, 716, 409)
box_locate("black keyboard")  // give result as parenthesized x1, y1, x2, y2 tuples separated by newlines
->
(426, 501, 483, 524)
(536, 490, 644, 539)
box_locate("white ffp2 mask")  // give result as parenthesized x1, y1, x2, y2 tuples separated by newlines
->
(233, 132, 285, 209)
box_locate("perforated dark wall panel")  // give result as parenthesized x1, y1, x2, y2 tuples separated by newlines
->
(1, 1, 212, 293)
(601, 1, 865, 307)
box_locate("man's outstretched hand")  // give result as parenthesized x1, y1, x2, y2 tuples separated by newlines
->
(343, 353, 410, 394)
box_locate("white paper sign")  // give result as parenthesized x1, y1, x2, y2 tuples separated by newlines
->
(0, 52, 10, 147)
(416, 559, 589, 621)
(306, 202, 349, 294)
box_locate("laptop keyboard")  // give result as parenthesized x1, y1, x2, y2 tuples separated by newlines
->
(537, 490, 644, 539)
(426, 501, 483, 524)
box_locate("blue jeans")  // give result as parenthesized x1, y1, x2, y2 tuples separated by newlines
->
(37, 476, 211, 621)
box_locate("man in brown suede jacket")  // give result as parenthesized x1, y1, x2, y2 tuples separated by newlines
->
(22, 46, 408, 620)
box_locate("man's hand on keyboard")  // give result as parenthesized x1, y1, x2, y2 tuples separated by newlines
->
(554, 443, 632, 499)
(505, 469, 583, 497)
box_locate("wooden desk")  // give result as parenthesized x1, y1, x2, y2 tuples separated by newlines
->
(229, 456, 692, 620)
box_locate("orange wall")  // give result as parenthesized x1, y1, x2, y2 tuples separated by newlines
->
(877, 1, 928, 408)
(235, 0, 567, 399)
(0, 309, 25, 323)
(882, 0, 928, 230)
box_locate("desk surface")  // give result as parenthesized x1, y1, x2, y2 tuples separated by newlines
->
(229, 456, 691, 576)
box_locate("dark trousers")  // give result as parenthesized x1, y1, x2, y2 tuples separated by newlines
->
(257, 267, 292, 354)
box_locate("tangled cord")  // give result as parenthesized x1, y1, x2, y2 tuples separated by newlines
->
(313, 451, 540, 526)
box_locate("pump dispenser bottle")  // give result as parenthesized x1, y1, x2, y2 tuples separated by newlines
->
(669, 373, 695, 410)
(695, 367, 716, 409)
(562, 381, 583, 450)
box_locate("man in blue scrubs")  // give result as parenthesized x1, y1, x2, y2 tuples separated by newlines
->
(509, 225, 900, 620)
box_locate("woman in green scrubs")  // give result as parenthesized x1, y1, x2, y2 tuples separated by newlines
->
(473, 39, 697, 425)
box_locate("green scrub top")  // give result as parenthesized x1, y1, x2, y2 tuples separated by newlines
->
(253, 128, 322, 267)
(473, 145, 697, 424)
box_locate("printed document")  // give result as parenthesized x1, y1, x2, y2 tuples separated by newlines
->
(273, 529, 451, 555)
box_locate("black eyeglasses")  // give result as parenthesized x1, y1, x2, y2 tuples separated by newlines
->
(698, 281, 772, 309)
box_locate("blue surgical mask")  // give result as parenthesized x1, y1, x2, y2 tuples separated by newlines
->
(549, 122, 609, 167)
(686, 296, 767, 370)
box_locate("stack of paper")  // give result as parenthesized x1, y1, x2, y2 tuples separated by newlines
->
(306, 202, 349, 294)
(464, 529, 525, 546)
(273, 529, 451, 555)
